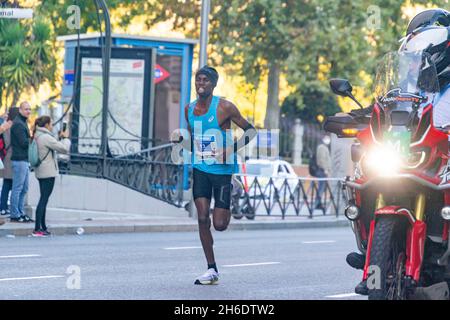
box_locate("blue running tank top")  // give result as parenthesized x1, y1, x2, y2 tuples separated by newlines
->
(188, 96, 237, 175)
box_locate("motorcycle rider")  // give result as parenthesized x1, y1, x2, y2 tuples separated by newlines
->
(346, 8, 450, 295)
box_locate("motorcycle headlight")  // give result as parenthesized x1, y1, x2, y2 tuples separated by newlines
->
(365, 146, 402, 176)
(363, 148, 427, 177)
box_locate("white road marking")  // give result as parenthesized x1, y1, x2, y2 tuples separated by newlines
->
(0, 275, 64, 282)
(222, 262, 281, 267)
(164, 246, 203, 250)
(302, 240, 336, 244)
(0, 254, 41, 259)
(326, 293, 360, 298)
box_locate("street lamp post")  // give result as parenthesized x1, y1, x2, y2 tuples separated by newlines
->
(188, 0, 211, 219)
(199, 0, 210, 68)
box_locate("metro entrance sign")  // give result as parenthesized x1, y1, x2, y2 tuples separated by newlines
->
(0, 8, 33, 19)
(154, 64, 170, 84)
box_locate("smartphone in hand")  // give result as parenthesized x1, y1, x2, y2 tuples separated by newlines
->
(59, 122, 69, 139)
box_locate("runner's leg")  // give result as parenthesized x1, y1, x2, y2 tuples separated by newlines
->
(212, 174, 232, 231)
(193, 169, 215, 265)
(195, 197, 215, 265)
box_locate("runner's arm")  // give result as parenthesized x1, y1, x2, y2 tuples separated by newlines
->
(226, 101, 257, 153)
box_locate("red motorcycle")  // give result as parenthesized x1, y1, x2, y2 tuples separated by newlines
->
(325, 51, 450, 300)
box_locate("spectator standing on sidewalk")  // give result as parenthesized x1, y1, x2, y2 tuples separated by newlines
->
(0, 107, 19, 217)
(31, 116, 70, 237)
(10, 101, 33, 223)
(314, 135, 332, 213)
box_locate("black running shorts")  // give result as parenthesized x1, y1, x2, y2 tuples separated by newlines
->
(192, 168, 232, 209)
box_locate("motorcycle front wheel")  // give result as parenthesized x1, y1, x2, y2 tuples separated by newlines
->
(368, 216, 408, 300)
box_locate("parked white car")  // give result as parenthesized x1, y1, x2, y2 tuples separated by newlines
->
(237, 159, 299, 203)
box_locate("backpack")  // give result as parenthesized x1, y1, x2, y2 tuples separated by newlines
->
(28, 134, 51, 168)
(308, 150, 320, 177)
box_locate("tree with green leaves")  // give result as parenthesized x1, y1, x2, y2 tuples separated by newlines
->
(0, 18, 56, 109)
(281, 0, 416, 121)
(35, 0, 200, 37)
(210, 0, 300, 129)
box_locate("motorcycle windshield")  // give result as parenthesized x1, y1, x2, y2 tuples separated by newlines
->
(373, 51, 439, 118)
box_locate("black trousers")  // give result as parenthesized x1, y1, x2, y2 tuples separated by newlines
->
(35, 177, 55, 231)
(0, 178, 12, 211)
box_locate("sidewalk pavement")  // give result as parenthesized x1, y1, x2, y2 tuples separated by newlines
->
(0, 207, 350, 237)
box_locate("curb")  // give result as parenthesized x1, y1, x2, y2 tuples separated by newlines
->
(229, 219, 350, 231)
(0, 219, 350, 237)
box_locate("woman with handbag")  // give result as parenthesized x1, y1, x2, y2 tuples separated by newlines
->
(32, 116, 70, 237)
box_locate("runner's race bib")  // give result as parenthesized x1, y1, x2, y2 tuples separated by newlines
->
(194, 135, 217, 160)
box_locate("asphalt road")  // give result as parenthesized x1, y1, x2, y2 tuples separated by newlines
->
(0, 227, 365, 300)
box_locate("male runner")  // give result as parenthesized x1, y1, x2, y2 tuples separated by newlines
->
(185, 66, 256, 285)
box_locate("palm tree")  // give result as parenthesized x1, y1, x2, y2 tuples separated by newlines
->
(29, 20, 57, 95)
(0, 18, 56, 110)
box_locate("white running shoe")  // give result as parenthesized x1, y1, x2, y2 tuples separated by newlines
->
(194, 268, 219, 285)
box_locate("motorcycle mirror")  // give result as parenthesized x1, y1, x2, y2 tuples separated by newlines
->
(329, 78, 364, 109)
(329, 79, 353, 97)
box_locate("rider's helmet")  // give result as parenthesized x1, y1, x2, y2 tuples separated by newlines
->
(405, 8, 450, 36)
(400, 9, 450, 88)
